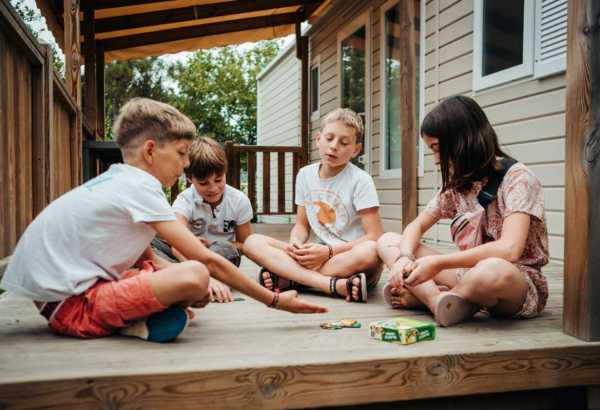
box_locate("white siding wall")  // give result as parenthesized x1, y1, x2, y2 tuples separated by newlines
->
(256, 45, 301, 223)
(422, 0, 566, 261)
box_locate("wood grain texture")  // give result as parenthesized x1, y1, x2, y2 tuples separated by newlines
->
(0, 230, 597, 409)
(399, 0, 418, 229)
(563, 0, 599, 340)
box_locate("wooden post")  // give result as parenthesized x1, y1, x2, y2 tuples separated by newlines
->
(297, 22, 310, 164)
(63, 0, 82, 185)
(399, 0, 418, 229)
(96, 42, 105, 139)
(563, 0, 600, 341)
(82, 0, 97, 137)
(63, 0, 81, 105)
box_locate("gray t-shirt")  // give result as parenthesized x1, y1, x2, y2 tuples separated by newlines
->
(172, 184, 253, 243)
(295, 162, 380, 245)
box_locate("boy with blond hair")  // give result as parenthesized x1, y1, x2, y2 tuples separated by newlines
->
(152, 137, 253, 303)
(1, 98, 325, 343)
(244, 108, 384, 302)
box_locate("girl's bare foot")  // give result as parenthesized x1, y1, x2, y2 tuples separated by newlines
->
(385, 284, 449, 309)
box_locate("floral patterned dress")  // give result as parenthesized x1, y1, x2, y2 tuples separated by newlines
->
(425, 162, 549, 318)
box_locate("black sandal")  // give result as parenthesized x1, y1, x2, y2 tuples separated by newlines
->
(346, 273, 368, 303)
(257, 267, 296, 292)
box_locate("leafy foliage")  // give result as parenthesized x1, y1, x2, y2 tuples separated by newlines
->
(10, 0, 64, 76)
(169, 41, 280, 145)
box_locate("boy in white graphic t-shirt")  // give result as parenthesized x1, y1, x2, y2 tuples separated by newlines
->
(0, 98, 326, 343)
(244, 108, 384, 302)
(152, 137, 253, 303)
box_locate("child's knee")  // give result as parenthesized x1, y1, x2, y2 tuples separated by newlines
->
(179, 261, 209, 292)
(355, 240, 380, 267)
(242, 233, 268, 254)
(377, 232, 402, 252)
(467, 258, 516, 291)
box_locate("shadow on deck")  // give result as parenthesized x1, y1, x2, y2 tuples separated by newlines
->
(1, 224, 599, 409)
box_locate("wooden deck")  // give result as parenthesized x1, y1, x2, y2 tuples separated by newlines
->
(1, 224, 599, 409)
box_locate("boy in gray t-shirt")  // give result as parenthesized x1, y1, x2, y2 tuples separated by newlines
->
(152, 137, 253, 303)
(244, 108, 384, 302)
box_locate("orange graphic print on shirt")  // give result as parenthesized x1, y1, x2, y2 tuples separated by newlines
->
(314, 201, 336, 225)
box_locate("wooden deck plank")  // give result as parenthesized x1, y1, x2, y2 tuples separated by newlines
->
(0, 224, 599, 409)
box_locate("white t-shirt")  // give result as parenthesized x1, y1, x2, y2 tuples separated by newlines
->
(295, 162, 379, 245)
(0, 164, 175, 301)
(172, 184, 253, 243)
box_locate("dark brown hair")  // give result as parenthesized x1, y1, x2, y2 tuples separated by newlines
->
(186, 136, 227, 180)
(420, 95, 511, 193)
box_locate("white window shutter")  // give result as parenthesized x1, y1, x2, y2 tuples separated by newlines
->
(534, 0, 567, 78)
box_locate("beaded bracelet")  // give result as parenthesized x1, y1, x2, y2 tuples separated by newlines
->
(268, 292, 280, 308)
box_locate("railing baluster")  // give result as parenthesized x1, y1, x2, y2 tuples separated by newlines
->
(262, 151, 270, 215)
(247, 151, 256, 214)
(292, 152, 300, 214)
(278, 152, 285, 214)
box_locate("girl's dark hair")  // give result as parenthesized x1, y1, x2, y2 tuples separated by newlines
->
(420, 95, 511, 193)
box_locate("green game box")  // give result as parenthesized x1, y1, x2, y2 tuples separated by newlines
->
(369, 317, 436, 345)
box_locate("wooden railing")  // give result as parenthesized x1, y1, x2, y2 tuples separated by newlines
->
(224, 143, 305, 216)
(0, 0, 81, 258)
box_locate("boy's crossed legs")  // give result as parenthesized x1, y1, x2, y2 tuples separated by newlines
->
(377, 232, 529, 325)
(244, 234, 383, 302)
(44, 260, 210, 342)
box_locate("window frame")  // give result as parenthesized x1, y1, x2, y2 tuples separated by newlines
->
(473, 0, 535, 91)
(379, 0, 402, 179)
(310, 55, 320, 122)
(337, 10, 371, 173)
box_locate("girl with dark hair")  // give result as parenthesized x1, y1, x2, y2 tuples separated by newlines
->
(377, 95, 549, 326)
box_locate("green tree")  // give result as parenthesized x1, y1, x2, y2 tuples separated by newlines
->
(170, 40, 280, 145)
(104, 57, 174, 139)
(10, 0, 64, 76)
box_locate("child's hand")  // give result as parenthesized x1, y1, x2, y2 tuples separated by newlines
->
(209, 278, 233, 303)
(275, 290, 328, 313)
(404, 255, 442, 287)
(292, 243, 329, 270)
(389, 256, 415, 288)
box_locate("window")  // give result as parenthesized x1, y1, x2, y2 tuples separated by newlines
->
(338, 11, 370, 170)
(382, 4, 402, 173)
(310, 63, 319, 119)
(474, 0, 567, 90)
(474, 1, 534, 90)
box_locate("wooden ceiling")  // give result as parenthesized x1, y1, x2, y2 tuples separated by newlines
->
(36, 0, 330, 61)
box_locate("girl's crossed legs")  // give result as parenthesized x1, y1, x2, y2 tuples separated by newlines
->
(377, 232, 529, 323)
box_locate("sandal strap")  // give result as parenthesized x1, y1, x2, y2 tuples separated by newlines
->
(346, 274, 363, 302)
(329, 277, 340, 297)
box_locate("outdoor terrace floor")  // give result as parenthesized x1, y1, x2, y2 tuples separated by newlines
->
(1, 224, 599, 409)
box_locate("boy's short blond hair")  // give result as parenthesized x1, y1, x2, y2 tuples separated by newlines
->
(320, 108, 364, 143)
(113, 98, 196, 155)
(185, 136, 227, 180)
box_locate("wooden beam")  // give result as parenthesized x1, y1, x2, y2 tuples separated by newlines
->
(299, 34, 309, 164)
(94, 0, 166, 10)
(95, 42, 105, 139)
(399, 0, 418, 229)
(94, 0, 321, 34)
(102, 12, 303, 52)
(564, 0, 600, 341)
(63, 0, 80, 105)
(82, 1, 97, 138)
